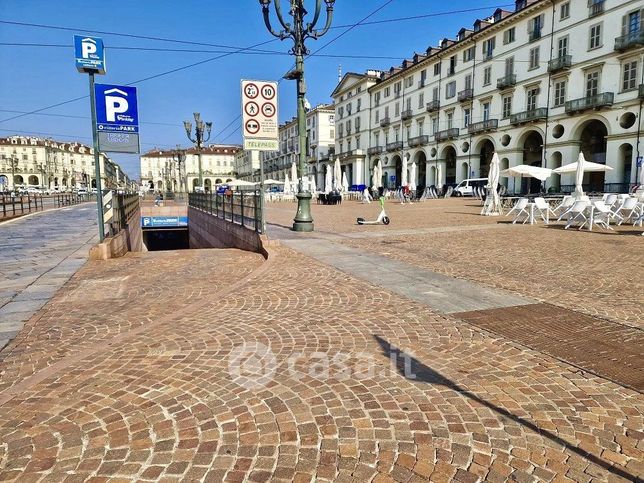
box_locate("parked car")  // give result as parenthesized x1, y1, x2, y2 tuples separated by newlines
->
(77, 188, 88, 195)
(453, 178, 488, 197)
(26, 187, 42, 194)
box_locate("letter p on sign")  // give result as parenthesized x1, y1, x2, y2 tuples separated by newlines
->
(81, 38, 97, 58)
(105, 95, 129, 122)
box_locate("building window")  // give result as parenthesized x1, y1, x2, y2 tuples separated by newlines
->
(445, 81, 456, 98)
(560, 2, 570, 20)
(357, 99, 361, 112)
(483, 66, 491, 86)
(586, 70, 600, 97)
(482, 38, 495, 59)
(374, 92, 380, 106)
(505, 57, 514, 76)
(418, 92, 424, 109)
(529, 14, 544, 39)
(395, 102, 400, 117)
(526, 88, 539, 111)
(446, 112, 453, 130)
(356, 136, 361, 149)
(375, 110, 380, 123)
(432, 87, 439, 101)
(553, 80, 566, 107)
(502, 96, 512, 118)
(463, 46, 475, 62)
(504, 27, 516, 44)
(406, 97, 412, 111)
(384, 87, 390, 97)
(448, 55, 457, 75)
(465, 74, 472, 90)
(589, 24, 602, 49)
(431, 116, 438, 134)
(622, 60, 638, 91)
(338, 106, 343, 119)
(482, 102, 490, 121)
(405, 75, 414, 88)
(463, 108, 470, 128)
(418, 121, 424, 136)
(384, 106, 389, 119)
(557, 36, 568, 58)
(529, 47, 540, 70)
(433, 63, 441, 76)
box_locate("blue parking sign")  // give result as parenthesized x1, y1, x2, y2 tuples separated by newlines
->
(94, 84, 139, 133)
(74, 35, 106, 74)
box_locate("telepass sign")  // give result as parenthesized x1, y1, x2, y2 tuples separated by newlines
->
(241, 80, 279, 152)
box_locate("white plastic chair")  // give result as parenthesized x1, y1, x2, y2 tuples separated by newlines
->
(565, 200, 589, 230)
(507, 198, 529, 224)
(604, 194, 618, 208)
(616, 198, 640, 225)
(590, 201, 614, 230)
(534, 197, 555, 223)
(554, 196, 574, 220)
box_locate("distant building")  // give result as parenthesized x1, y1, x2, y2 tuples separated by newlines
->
(140, 144, 241, 192)
(331, 0, 643, 193)
(235, 150, 261, 182)
(0, 135, 130, 191)
(260, 104, 335, 187)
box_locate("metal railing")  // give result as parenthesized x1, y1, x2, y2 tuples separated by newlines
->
(458, 88, 474, 102)
(367, 146, 383, 155)
(380, 117, 391, 127)
(547, 55, 572, 73)
(564, 92, 614, 114)
(189, 192, 263, 233)
(426, 100, 440, 112)
(528, 28, 541, 41)
(0, 194, 44, 220)
(434, 128, 460, 142)
(639, 84, 644, 100)
(386, 141, 403, 152)
(401, 109, 413, 120)
(54, 193, 91, 207)
(468, 119, 498, 134)
(408, 135, 429, 147)
(588, 0, 604, 17)
(615, 30, 644, 51)
(497, 74, 517, 89)
(510, 108, 548, 125)
(109, 193, 140, 234)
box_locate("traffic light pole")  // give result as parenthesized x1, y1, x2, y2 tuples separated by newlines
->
(88, 72, 105, 242)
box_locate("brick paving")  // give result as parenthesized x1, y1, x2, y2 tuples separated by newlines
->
(1, 243, 643, 481)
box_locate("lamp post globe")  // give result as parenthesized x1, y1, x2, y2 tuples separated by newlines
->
(258, 0, 335, 232)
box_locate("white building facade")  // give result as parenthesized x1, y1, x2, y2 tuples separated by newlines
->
(332, 0, 644, 194)
(261, 104, 336, 187)
(140, 145, 240, 192)
(0, 136, 131, 191)
(234, 150, 261, 182)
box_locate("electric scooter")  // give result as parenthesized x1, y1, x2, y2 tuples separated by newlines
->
(357, 196, 390, 225)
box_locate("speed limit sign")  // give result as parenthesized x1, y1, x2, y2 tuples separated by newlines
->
(241, 79, 279, 151)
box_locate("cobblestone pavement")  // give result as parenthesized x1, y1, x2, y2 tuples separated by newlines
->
(0, 204, 98, 350)
(1, 244, 642, 482)
(270, 198, 643, 328)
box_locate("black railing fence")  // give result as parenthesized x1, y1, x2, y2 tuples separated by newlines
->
(189, 192, 263, 233)
(0, 194, 44, 219)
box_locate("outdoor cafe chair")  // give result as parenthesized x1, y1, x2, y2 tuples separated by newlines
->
(554, 196, 575, 221)
(507, 198, 529, 224)
(533, 197, 555, 223)
(564, 200, 589, 230)
(616, 197, 640, 225)
(604, 194, 618, 208)
(590, 201, 614, 230)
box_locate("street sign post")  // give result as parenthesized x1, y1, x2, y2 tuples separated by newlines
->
(241, 79, 279, 233)
(94, 84, 140, 154)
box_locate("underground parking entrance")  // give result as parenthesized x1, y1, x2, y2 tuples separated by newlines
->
(142, 227, 190, 251)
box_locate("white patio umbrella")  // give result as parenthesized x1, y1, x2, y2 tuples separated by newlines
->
(553, 152, 613, 198)
(371, 164, 379, 188)
(500, 164, 553, 181)
(325, 164, 333, 193)
(482, 153, 501, 216)
(409, 162, 417, 191)
(436, 163, 443, 189)
(333, 158, 341, 191)
(283, 173, 292, 194)
(263, 178, 284, 185)
(309, 175, 317, 193)
(341, 171, 349, 192)
(228, 179, 257, 187)
(401, 156, 408, 188)
(290, 162, 298, 189)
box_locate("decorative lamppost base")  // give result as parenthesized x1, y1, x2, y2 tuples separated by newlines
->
(292, 191, 314, 232)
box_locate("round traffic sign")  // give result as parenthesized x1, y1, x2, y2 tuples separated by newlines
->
(261, 102, 276, 117)
(261, 84, 276, 100)
(245, 119, 260, 135)
(244, 83, 259, 99)
(245, 101, 259, 117)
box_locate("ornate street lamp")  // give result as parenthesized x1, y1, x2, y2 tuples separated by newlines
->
(172, 145, 187, 194)
(258, 0, 335, 232)
(184, 112, 212, 191)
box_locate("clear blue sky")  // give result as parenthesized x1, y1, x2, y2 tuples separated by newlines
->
(0, 0, 512, 179)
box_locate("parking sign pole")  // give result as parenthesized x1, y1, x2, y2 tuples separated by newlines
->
(259, 152, 265, 234)
(88, 72, 105, 242)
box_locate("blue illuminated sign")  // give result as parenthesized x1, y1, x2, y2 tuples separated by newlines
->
(95, 84, 139, 133)
(74, 35, 106, 74)
(141, 216, 188, 228)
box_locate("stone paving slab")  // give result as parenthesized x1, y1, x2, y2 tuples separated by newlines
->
(0, 246, 641, 482)
(280, 236, 533, 314)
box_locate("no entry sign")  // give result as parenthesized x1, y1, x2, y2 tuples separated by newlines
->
(241, 80, 279, 152)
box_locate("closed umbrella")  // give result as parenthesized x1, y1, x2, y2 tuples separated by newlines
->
(334, 158, 341, 191)
(436, 163, 443, 189)
(401, 156, 408, 188)
(325, 164, 332, 194)
(376, 161, 383, 189)
(409, 162, 417, 191)
(310, 175, 317, 193)
(371, 164, 379, 188)
(341, 171, 349, 192)
(291, 162, 298, 190)
(482, 153, 501, 215)
(553, 152, 613, 199)
(283, 173, 291, 194)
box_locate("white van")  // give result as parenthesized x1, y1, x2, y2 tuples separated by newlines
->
(453, 178, 488, 197)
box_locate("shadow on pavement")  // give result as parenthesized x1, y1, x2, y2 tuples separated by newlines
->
(373, 334, 639, 482)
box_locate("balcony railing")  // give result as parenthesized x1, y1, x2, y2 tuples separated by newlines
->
(367, 146, 383, 155)
(528, 29, 541, 42)
(497, 74, 516, 89)
(401, 109, 413, 121)
(408, 135, 429, 147)
(615, 30, 644, 51)
(380, 117, 391, 127)
(386, 141, 403, 152)
(565, 92, 614, 114)
(639, 84, 644, 100)
(588, 0, 604, 17)
(434, 128, 460, 142)
(510, 108, 548, 125)
(468, 119, 498, 134)
(418, 79, 426, 89)
(447, 67, 456, 77)
(426, 100, 440, 112)
(547, 55, 572, 73)
(458, 88, 474, 102)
